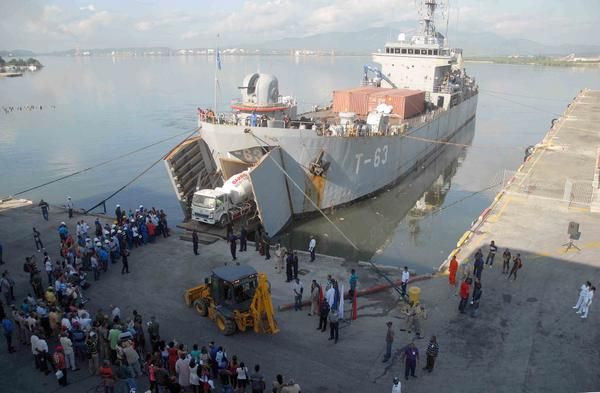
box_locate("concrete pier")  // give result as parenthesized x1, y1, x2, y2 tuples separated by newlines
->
(431, 89, 600, 392)
(0, 90, 599, 393)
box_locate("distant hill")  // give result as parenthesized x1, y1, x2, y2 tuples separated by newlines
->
(3, 28, 599, 58)
(0, 49, 36, 57)
(252, 27, 600, 57)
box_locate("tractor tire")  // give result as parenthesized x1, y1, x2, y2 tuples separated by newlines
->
(215, 313, 237, 336)
(193, 299, 208, 317)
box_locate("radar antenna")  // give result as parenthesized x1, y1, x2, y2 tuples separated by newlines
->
(418, 0, 441, 37)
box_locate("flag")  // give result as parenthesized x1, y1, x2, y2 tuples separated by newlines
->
(216, 49, 222, 70)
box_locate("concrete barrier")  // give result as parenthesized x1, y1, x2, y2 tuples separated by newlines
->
(277, 275, 433, 312)
(456, 231, 472, 248)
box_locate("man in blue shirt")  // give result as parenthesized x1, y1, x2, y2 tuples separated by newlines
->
(402, 342, 419, 380)
(2, 316, 15, 353)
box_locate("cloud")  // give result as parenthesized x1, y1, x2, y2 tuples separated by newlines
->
(181, 30, 200, 40)
(23, 5, 112, 40)
(213, 0, 414, 40)
(134, 15, 192, 32)
(57, 10, 112, 38)
(1, 0, 598, 51)
(25, 5, 63, 36)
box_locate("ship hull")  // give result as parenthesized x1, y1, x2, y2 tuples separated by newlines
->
(199, 94, 478, 233)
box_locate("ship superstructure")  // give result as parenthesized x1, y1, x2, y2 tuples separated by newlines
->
(164, 0, 478, 236)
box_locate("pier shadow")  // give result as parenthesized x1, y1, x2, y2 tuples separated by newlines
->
(419, 245, 600, 393)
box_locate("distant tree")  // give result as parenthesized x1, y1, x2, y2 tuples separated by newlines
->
(26, 57, 42, 67)
(7, 58, 26, 66)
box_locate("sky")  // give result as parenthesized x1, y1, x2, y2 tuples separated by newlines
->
(0, 0, 598, 52)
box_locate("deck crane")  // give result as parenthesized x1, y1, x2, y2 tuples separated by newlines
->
(362, 65, 398, 88)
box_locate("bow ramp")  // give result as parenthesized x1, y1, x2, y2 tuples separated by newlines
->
(248, 147, 295, 236)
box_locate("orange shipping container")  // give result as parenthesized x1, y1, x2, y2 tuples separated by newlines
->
(367, 89, 425, 119)
(332, 87, 391, 115)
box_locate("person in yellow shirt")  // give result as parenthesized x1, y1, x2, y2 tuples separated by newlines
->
(45, 287, 57, 306)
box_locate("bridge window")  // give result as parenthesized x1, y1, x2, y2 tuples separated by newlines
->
(433, 49, 438, 55)
(428, 50, 433, 55)
(385, 47, 390, 53)
(415, 49, 421, 54)
(401, 49, 407, 54)
(395, 48, 401, 54)
(408, 49, 413, 54)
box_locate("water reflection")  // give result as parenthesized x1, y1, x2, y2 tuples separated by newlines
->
(280, 119, 476, 267)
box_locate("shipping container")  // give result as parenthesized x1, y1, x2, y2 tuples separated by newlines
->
(367, 89, 425, 119)
(332, 87, 390, 115)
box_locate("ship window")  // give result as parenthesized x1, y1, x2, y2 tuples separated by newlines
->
(408, 49, 413, 54)
(428, 50, 433, 55)
(394, 48, 401, 54)
(401, 49, 407, 54)
(433, 49, 438, 55)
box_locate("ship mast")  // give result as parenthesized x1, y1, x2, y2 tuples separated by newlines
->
(421, 0, 439, 38)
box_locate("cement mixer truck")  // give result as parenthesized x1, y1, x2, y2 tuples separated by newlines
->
(191, 171, 256, 226)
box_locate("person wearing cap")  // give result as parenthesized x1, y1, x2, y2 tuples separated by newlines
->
(383, 321, 395, 362)
(53, 345, 68, 386)
(66, 196, 74, 219)
(58, 222, 69, 242)
(391, 377, 402, 393)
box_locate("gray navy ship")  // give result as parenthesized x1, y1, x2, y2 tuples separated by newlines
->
(165, 0, 478, 236)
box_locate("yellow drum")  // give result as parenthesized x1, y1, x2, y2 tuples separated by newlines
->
(408, 286, 421, 305)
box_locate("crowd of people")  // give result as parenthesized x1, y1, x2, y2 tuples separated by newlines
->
(448, 241, 526, 317)
(0, 202, 305, 392)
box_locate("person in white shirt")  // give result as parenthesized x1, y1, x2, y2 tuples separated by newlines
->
(308, 236, 317, 262)
(579, 286, 595, 319)
(60, 333, 77, 371)
(573, 281, 591, 310)
(392, 377, 402, 393)
(35, 335, 50, 373)
(111, 305, 121, 321)
(44, 254, 53, 285)
(66, 196, 74, 218)
(401, 267, 410, 298)
(292, 279, 304, 311)
(61, 316, 72, 331)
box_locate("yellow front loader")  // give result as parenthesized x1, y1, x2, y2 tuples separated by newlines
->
(184, 265, 279, 336)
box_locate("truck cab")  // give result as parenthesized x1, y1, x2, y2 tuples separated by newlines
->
(191, 188, 231, 225)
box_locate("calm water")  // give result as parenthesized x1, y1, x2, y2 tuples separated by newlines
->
(1, 56, 600, 271)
